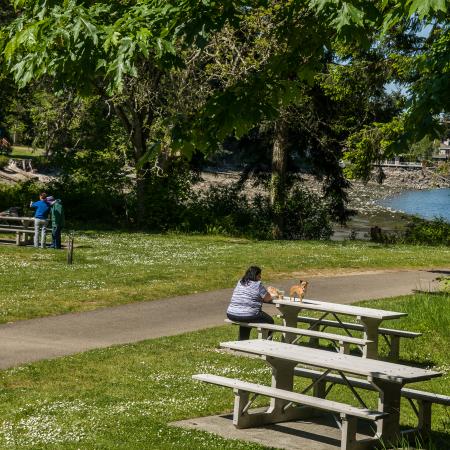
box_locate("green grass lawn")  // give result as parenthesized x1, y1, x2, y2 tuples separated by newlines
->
(10, 146, 45, 159)
(0, 231, 449, 323)
(0, 292, 448, 449)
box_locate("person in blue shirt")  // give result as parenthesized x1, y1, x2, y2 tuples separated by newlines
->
(30, 192, 51, 248)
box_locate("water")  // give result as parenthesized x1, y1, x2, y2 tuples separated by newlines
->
(378, 188, 450, 222)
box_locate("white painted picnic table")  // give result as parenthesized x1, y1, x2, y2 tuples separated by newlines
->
(221, 339, 441, 444)
(272, 298, 408, 359)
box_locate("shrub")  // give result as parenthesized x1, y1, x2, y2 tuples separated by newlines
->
(0, 138, 12, 155)
(403, 217, 450, 246)
(0, 180, 45, 215)
(47, 148, 133, 227)
(182, 184, 253, 236)
(183, 183, 332, 240)
(0, 155, 10, 170)
(282, 187, 333, 240)
(32, 155, 53, 172)
(137, 159, 197, 230)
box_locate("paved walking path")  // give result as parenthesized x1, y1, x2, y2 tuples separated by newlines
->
(0, 269, 444, 369)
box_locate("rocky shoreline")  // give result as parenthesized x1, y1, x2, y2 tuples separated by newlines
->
(312, 167, 449, 239)
(201, 167, 448, 213)
(344, 167, 449, 214)
(200, 166, 449, 239)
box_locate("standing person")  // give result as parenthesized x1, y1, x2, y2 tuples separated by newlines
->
(30, 192, 50, 248)
(48, 197, 65, 249)
(227, 266, 276, 341)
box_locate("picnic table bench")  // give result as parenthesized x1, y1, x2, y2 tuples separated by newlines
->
(296, 316, 421, 360)
(194, 373, 386, 450)
(194, 339, 441, 450)
(0, 216, 35, 246)
(272, 298, 418, 360)
(293, 366, 450, 437)
(225, 319, 372, 354)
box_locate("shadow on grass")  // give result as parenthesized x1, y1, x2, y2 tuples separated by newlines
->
(428, 430, 450, 450)
(393, 428, 450, 450)
(412, 290, 450, 296)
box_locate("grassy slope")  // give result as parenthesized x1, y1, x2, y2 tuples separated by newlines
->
(0, 231, 449, 323)
(0, 292, 448, 449)
(10, 146, 44, 159)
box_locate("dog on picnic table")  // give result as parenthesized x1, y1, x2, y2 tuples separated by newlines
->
(289, 280, 308, 302)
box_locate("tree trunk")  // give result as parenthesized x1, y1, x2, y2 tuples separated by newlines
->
(270, 119, 288, 239)
(114, 102, 149, 227)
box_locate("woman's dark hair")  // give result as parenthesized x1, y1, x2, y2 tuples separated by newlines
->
(240, 266, 262, 285)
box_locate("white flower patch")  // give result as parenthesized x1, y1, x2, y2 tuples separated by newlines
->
(0, 397, 165, 448)
(56, 280, 107, 290)
(0, 414, 87, 447)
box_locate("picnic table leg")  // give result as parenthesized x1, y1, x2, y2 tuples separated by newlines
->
(417, 400, 432, 438)
(339, 341, 350, 355)
(359, 317, 382, 359)
(388, 335, 400, 361)
(276, 305, 298, 343)
(233, 356, 307, 428)
(341, 414, 358, 450)
(371, 378, 402, 445)
(266, 357, 312, 422)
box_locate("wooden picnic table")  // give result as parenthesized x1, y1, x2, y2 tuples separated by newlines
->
(272, 298, 408, 359)
(0, 215, 35, 245)
(220, 339, 441, 446)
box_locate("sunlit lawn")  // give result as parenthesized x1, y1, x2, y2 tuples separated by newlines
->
(10, 146, 44, 159)
(0, 231, 449, 323)
(0, 292, 448, 449)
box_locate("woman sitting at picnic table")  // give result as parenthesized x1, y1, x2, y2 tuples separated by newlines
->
(227, 266, 276, 341)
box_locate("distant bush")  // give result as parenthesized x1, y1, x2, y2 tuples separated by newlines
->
(32, 155, 53, 172)
(0, 138, 12, 155)
(283, 187, 333, 240)
(0, 162, 333, 240)
(0, 180, 45, 215)
(0, 155, 10, 169)
(369, 225, 400, 244)
(436, 162, 449, 176)
(403, 217, 450, 246)
(183, 184, 332, 240)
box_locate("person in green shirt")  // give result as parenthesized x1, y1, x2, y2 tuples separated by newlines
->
(47, 197, 65, 249)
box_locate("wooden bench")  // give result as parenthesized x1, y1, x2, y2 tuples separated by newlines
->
(296, 316, 421, 361)
(193, 373, 386, 450)
(225, 319, 372, 354)
(293, 367, 450, 437)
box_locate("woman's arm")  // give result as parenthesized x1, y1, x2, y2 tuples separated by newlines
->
(262, 291, 274, 303)
(265, 285, 282, 302)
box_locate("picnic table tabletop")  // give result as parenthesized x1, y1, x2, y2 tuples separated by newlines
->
(272, 297, 407, 320)
(221, 339, 441, 384)
(0, 214, 34, 227)
(0, 214, 34, 222)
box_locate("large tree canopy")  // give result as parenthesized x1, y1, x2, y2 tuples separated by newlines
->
(3, 0, 449, 152)
(1, 0, 450, 234)
(1, 0, 253, 222)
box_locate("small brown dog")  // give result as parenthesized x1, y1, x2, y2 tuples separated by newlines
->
(289, 281, 308, 302)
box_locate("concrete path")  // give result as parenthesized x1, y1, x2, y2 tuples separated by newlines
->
(0, 269, 444, 369)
